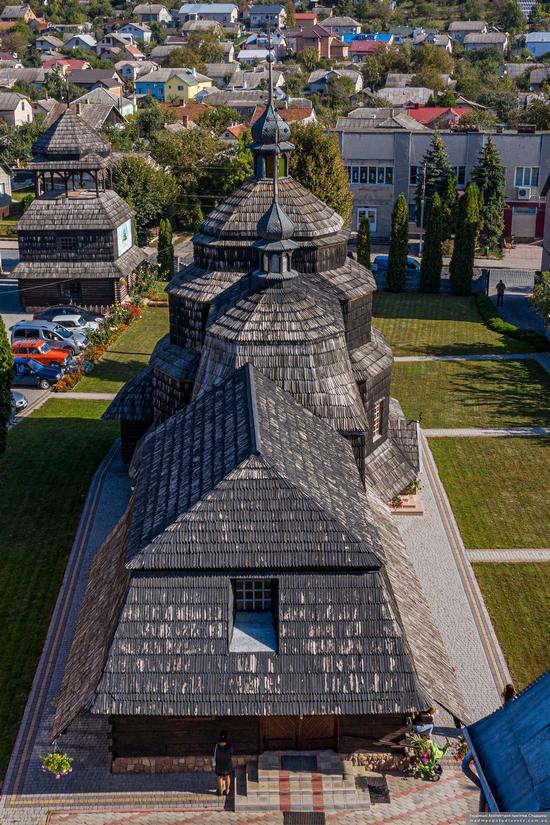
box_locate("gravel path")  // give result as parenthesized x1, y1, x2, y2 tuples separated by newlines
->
(423, 427, 550, 437)
(467, 549, 550, 562)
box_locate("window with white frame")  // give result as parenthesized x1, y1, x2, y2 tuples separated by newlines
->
(515, 167, 539, 187)
(373, 398, 384, 438)
(234, 579, 273, 611)
(357, 207, 377, 232)
(347, 165, 393, 185)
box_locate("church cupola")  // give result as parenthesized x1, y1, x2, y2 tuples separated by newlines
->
(250, 46, 293, 180)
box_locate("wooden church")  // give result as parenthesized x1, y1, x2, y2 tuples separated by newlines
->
(11, 110, 145, 312)
(53, 73, 467, 768)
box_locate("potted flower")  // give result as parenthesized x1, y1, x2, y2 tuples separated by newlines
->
(41, 752, 74, 779)
(408, 733, 449, 781)
(450, 735, 468, 762)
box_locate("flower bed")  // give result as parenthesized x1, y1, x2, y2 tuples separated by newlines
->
(53, 304, 141, 393)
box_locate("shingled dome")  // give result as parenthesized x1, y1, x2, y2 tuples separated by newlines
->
(31, 108, 111, 163)
(251, 102, 292, 149)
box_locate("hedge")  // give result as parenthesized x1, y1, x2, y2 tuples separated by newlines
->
(475, 293, 548, 352)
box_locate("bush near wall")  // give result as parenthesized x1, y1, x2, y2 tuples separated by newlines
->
(475, 294, 548, 352)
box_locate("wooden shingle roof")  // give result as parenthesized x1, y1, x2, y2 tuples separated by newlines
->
(31, 108, 111, 164)
(102, 366, 154, 421)
(16, 189, 133, 232)
(54, 364, 467, 731)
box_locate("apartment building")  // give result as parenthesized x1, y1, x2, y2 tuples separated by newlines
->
(335, 116, 550, 241)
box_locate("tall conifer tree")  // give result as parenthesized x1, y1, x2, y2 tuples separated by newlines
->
(357, 214, 371, 269)
(416, 132, 452, 225)
(387, 194, 409, 292)
(441, 172, 458, 240)
(450, 183, 481, 295)
(420, 192, 443, 293)
(471, 137, 505, 254)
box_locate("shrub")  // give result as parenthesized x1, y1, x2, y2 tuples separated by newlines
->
(475, 293, 548, 351)
(41, 751, 73, 779)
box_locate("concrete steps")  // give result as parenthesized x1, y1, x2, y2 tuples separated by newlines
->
(234, 751, 371, 813)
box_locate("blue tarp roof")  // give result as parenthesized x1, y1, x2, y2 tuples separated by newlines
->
(466, 670, 550, 812)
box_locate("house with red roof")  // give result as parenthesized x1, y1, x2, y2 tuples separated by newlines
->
(349, 39, 386, 62)
(42, 58, 91, 74)
(406, 106, 473, 128)
(250, 103, 316, 127)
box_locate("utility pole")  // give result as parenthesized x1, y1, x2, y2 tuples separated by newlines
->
(418, 163, 427, 257)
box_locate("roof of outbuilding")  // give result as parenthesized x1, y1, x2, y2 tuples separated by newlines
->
(0, 91, 28, 109)
(30, 108, 111, 163)
(17, 189, 132, 231)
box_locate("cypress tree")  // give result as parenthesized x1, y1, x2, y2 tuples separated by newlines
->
(441, 172, 457, 240)
(420, 192, 443, 293)
(0, 318, 13, 453)
(387, 193, 409, 293)
(450, 183, 480, 296)
(415, 132, 452, 225)
(157, 218, 174, 279)
(357, 214, 371, 269)
(471, 136, 505, 254)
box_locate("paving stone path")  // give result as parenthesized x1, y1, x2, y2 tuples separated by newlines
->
(394, 352, 550, 376)
(467, 549, 550, 562)
(423, 427, 550, 437)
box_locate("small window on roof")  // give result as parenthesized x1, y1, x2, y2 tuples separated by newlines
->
(230, 579, 278, 653)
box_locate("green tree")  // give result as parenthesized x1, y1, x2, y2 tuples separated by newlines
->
(416, 132, 451, 226)
(450, 182, 481, 296)
(112, 155, 178, 245)
(289, 122, 352, 223)
(458, 109, 498, 130)
(387, 193, 409, 293)
(530, 271, 550, 326)
(197, 104, 240, 135)
(420, 192, 443, 293)
(0, 118, 45, 164)
(471, 136, 505, 254)
(0, 318, 13, 453)
(134, 97, 174, 140)
(21, 192, 35, 213)
(357, 214, 371, 269)
(441, 172, 457, 241)
(491, 0, 525, 32)
(157, 218, 174, 279)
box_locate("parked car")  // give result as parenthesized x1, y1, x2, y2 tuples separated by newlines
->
(11, 389, 28, 413)
(372, 255, 421, 274)
(10, 320, 88, 354)
(49, 313, 99, 333)
(34, 305, 104, 325)
(12, 357, 62, 390)
(12, 339, 73, 369)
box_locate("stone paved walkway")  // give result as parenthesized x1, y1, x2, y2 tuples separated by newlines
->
(59, 392, 117, 400)
(394, 352, 550, 375)
(423, 427, 550, 437)
(397, 437, 506, 721)
(467, 549, 550, 562)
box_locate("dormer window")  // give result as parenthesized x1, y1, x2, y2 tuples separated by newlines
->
(230, 579, 277, 652)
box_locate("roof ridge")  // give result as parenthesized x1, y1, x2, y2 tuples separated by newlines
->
(245, 362, 262, 455)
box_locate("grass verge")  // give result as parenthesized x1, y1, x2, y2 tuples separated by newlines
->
(473, 562, 550, 690)
(428, 436, 550, 548)
(392, 359, 550, 428)
(373, 293, 534, 356)
(0, 399, 117, 776)
(75, 306, 168, 393)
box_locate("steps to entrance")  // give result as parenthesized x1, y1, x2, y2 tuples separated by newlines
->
(234, 751, 371, 813)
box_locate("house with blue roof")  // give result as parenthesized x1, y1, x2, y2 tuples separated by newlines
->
(464, 670, 550, 812)
(342, 32, 394, 45)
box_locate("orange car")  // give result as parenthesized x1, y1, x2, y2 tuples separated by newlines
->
(12, 338, 73, 368)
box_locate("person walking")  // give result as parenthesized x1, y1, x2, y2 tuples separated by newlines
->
(213, 730, 233, 797)
(496, 279, 506, 306)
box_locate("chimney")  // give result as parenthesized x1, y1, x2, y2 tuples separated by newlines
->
(76, 102, 82, 114)
(192, 66, 196, 77)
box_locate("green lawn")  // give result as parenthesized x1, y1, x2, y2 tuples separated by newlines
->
(373, 293, 534, 356)
(76, 306, 168, 393)
(0, 400, 117, 776)
(473, 563, 550, 690)
(392, 359, 550, 428)
(429, 437, 550, 548)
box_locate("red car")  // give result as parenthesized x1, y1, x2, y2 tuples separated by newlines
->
(12, 339, 73, 368)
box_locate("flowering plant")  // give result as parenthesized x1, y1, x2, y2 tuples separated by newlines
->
(41, 752, 73, 779)
(408, 733, 449, 781)
(450, 735, 468, 762)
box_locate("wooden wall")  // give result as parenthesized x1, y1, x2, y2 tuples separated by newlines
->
(120, 420, 152, 464)
(20, 278, 117, 312)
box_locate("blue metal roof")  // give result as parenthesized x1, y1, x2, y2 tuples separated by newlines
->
(342, 32, 393, 43)
(465, 669, 550, 812)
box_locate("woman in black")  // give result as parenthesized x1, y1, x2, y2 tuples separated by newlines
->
(214, 730, 233, 796)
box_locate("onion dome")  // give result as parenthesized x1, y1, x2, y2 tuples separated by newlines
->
(257, 197, 295, 242)
(251, 102, 292, 150)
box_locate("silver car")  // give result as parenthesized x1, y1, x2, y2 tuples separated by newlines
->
(10, 320, 89, 354)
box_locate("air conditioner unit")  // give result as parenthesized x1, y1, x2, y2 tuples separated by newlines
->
(517, 186, 532, 200)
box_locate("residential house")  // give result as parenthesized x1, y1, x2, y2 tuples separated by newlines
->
(42, 58, 90, 74)
(385, 71, 453, 88)
(342, 31, 393, 44)
(68, 69, 124, 95)
(294, 11, 317, 24)
(178, 3, 238, 24)
(348, 39, 386, 62)
(335, 115, 549, 240)
(160, 100, 211, 126)
(204, 61, 239, 88)
(181, 19, 223, 34)
(63, 33, 98, 51)
(286, 24, 348, 60)
(377, 86, 433, 106)
(34, 35, 64, 54)
(150, 44, 181, 61)
(321, 15, 361, 35)
(72, 86, 137, 118)
(236, 48, 275, 65)
(136, 67, 212, 102)
(447, 20, 487, 43)
(0, 160, 11, 217)
(118, 22, 153, 44)
(529, 66, 550, 91)
(0, 91, 32, 125)
(500, 62, 541, 82)
(132, 3, 172, 25)
(226, 65, 284, 91)
(406, 106, 474, 128)
(222, 41, 235, 62)
(0, 4, 36, 22)
(0, 67, 45, 89)
(525, 31, 550, 58)
(250, 101, 316, 127)
(198, 88, 269, 118)
(244, 30, 286, 59)
(221, 122, 248, 141)
(115, 59, 159, 84)
(33, 97, 58, 119)
(96, 32, 145, 62)
(248, 4, 287, 29)
(463, 32, 509, 54)
(413, 31, 452, 52)
(306, 67, 362, 94)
